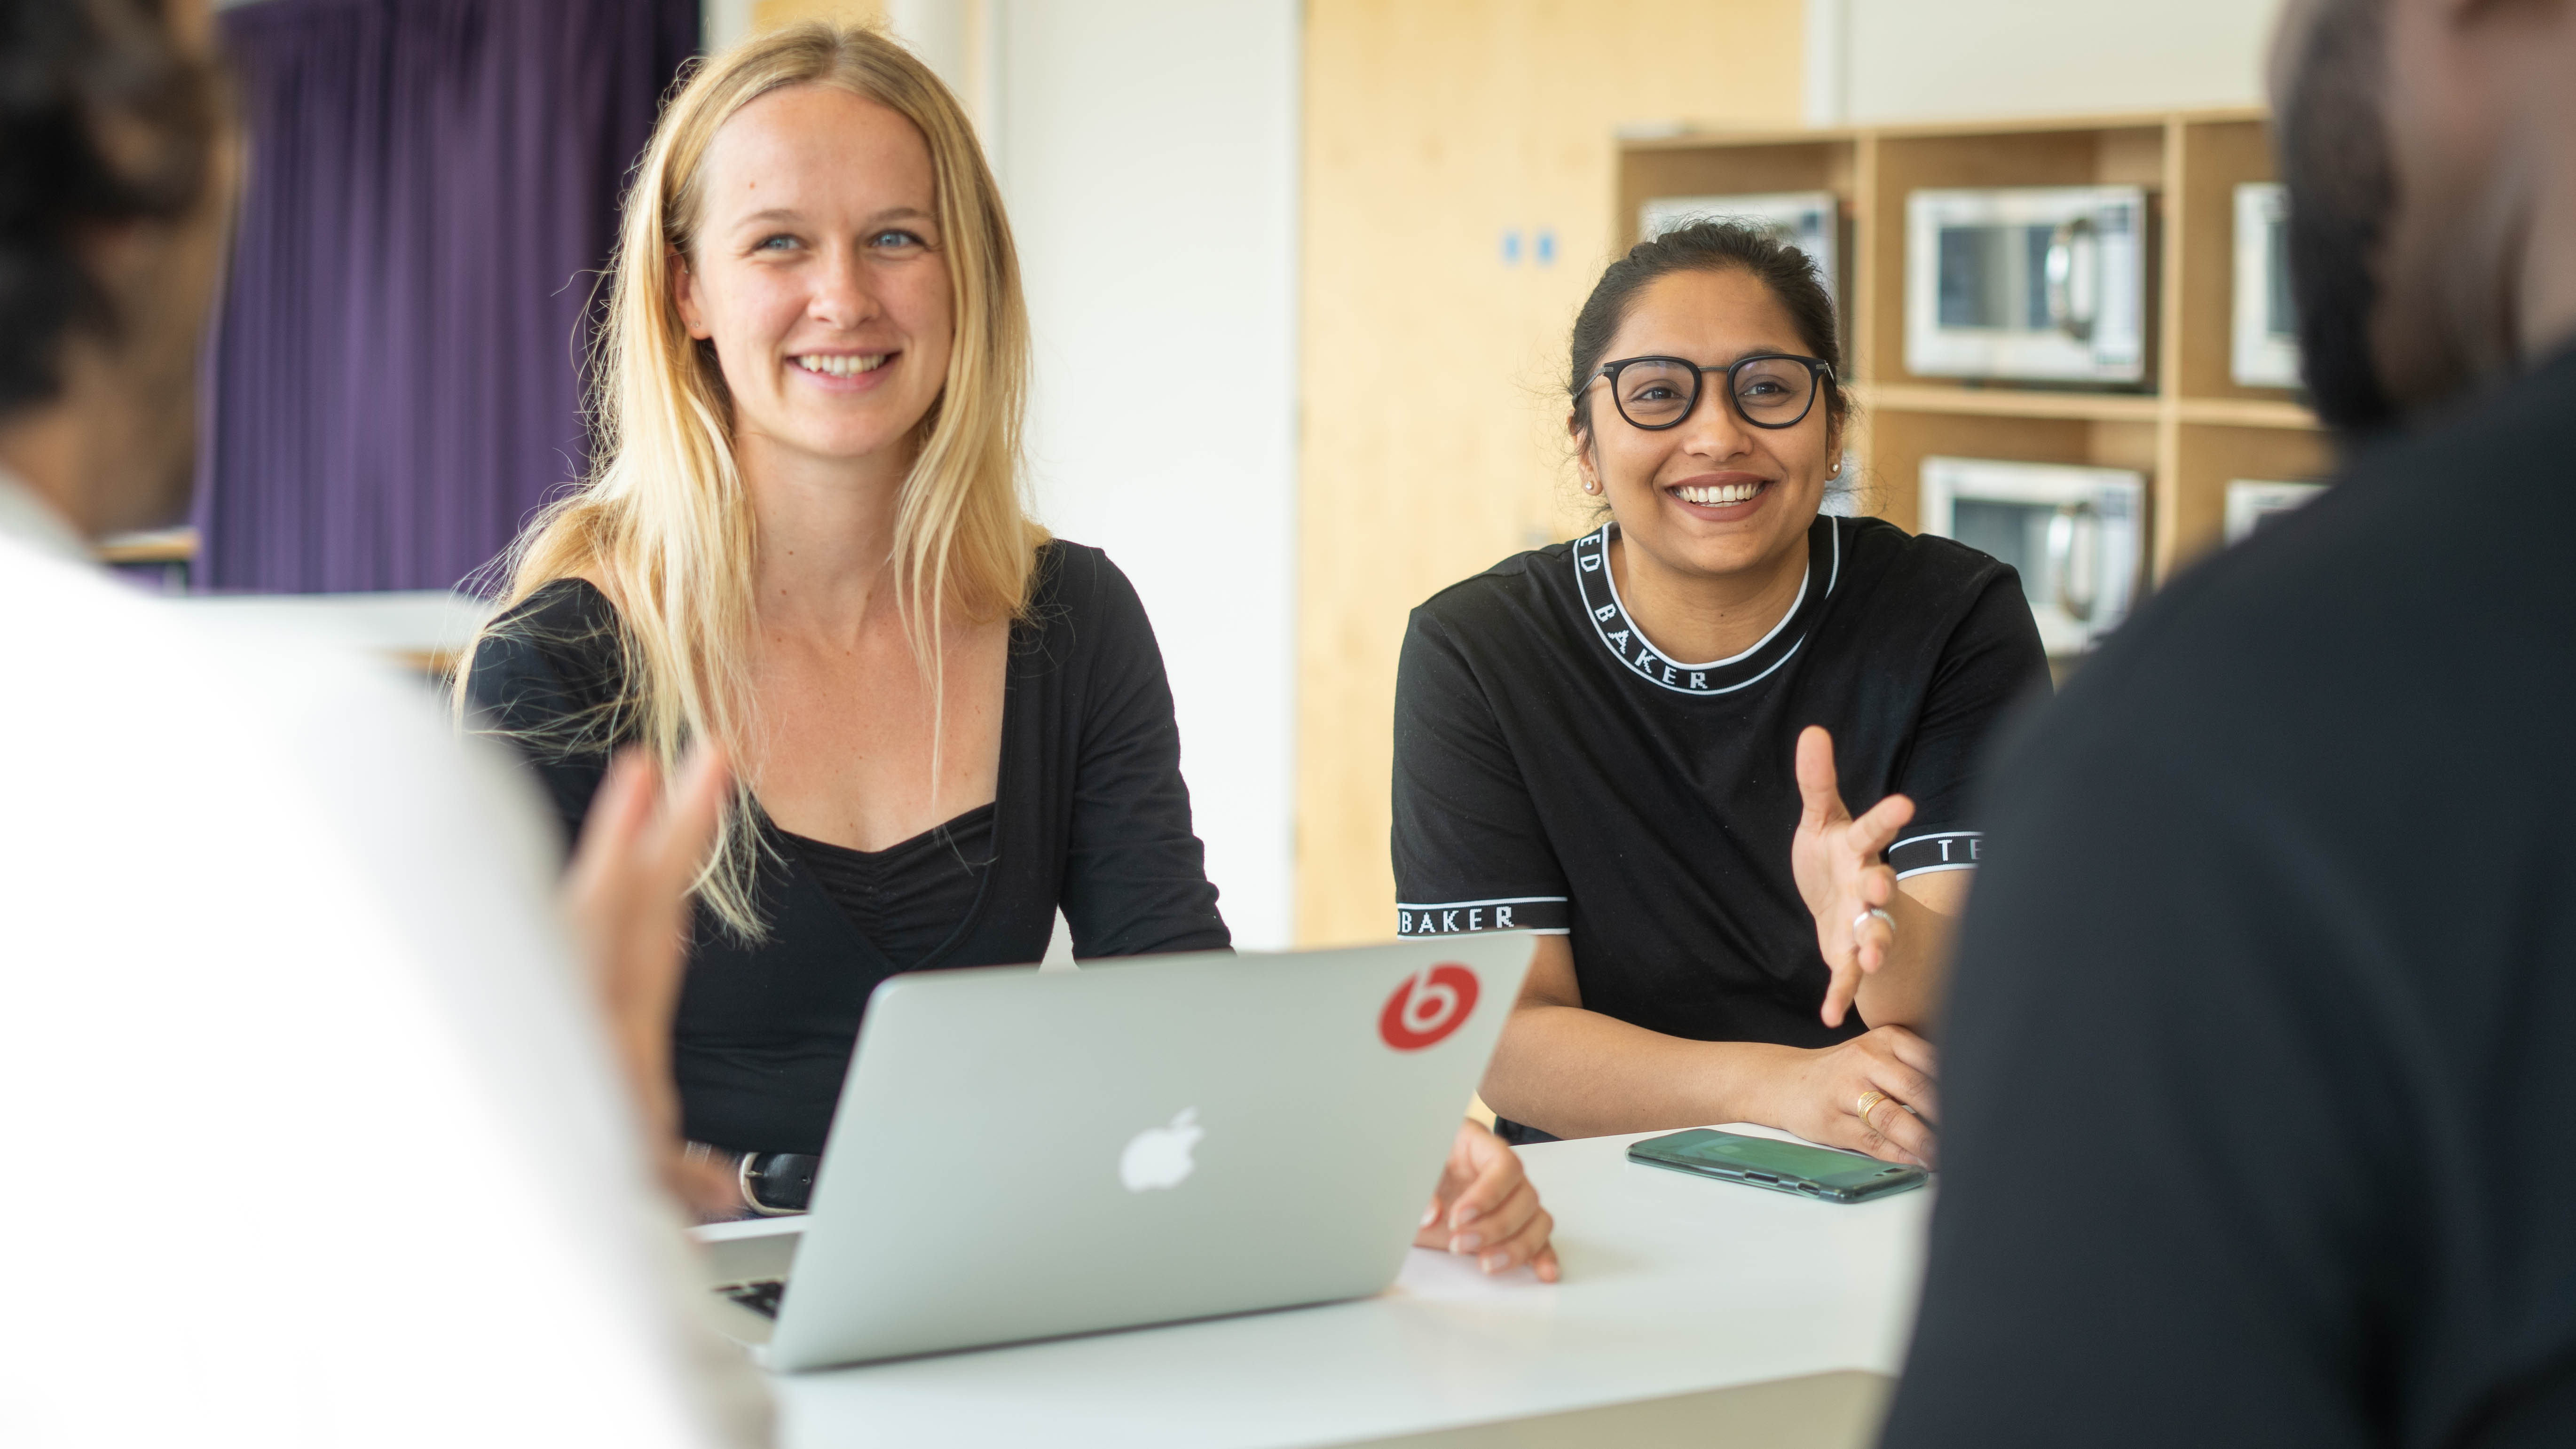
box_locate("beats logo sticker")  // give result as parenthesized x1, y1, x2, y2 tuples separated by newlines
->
(1380, 963, 1479, 1051)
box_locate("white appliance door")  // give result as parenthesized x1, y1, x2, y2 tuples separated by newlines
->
(1919, 457, 2147, 655)
(2224, 478, 2328, 543)
(2231, 183, 2302, 387)
(1905, 186, 2148, 384)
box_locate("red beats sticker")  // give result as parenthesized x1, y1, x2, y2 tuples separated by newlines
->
(1380, 963, 1480, 1051)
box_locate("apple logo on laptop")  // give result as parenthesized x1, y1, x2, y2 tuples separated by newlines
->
(1119, 1107, 1204, 1192)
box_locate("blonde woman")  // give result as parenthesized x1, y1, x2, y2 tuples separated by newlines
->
(461, 24, 1556, 1277)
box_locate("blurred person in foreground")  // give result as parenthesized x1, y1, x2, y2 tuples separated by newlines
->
(1883, 0, 2576, 1443)
(0, 1, 758, 1442)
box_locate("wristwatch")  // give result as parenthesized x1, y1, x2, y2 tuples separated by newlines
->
(737, 1152, 820, 1215)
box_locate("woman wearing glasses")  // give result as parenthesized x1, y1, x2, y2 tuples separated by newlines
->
(461, 23, 1558, 1274)
(1393, 222, 2047, 1165)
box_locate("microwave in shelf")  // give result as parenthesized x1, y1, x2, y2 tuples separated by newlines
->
(1640, 190, 1840, 301)
(2225, 478, 2328, 543)
(2232, 183, 2301, 388)
(1920, 456, 2146, 656)
(1906, 186, 2151, 385)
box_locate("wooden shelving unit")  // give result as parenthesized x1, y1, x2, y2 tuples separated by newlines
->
(1617, 107, 2333, 584)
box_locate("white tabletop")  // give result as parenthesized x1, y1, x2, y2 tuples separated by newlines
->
(759, 1124, 1930, 1449)
(165, 589, 493, 659)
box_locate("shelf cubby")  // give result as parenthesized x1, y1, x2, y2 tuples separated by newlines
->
(2165, 423, 2338, 572)
(1619, 106, 2329, 588)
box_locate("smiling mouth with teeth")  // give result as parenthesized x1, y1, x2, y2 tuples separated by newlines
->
(794, 353, 891, 377)
(1674, 480, 1767, 506)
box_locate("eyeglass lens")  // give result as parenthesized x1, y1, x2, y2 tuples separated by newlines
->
(1612, 357, 1817, 429)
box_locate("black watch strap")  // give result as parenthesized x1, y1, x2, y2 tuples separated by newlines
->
(739, 1152, 819, 1215)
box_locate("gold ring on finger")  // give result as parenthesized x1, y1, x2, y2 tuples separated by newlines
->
(1855, 1089, 1886, 1123)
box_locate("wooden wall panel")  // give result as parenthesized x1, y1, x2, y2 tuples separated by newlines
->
(753, 0, 887, 31)
(1863, 125, 2165, 387)
(1296, 1, 1804, 945)
(1615, 137, 1858, 355)
(2175, 118, 2287, 402)
(1617, 141, 1858, 250)
(2168, 423, 2336, 572)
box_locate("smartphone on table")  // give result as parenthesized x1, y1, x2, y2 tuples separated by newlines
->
(1627, 1128, 1925, 1203)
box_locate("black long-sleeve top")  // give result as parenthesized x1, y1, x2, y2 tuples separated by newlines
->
(465, 540, 1230, 1155)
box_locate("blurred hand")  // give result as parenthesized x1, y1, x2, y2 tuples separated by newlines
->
(561, 744, 738, 1220)
(1414, 1120, 1560, 1281)
(1791, 725, 1915, 1028)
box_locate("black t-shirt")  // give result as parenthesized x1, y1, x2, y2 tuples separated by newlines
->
(1881, 351, 2576, 1447)
(465, 540, 1230, 1156)
(1393, 514, 2048, 1065)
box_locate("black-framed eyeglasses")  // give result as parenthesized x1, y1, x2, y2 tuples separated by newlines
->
(1588, 353, 1835, 431)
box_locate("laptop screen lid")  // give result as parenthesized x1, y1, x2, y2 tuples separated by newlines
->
(765, 934, 1535, 1371)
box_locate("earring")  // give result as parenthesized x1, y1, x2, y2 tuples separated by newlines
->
(1583, 478, 1600, 494)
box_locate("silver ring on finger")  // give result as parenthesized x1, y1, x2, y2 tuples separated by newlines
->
(1852, 906, 1895, 940)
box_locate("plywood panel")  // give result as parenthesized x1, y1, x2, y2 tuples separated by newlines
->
(1863, 126, 2166, 386)
(2096, 126, 2169, 187)
(1617, 141, 1856, 249)
(2166, 423, 2335, 575)
(1298, 1, 1804, 946)
(1864, 409, 2096, 534)
(754, 0, 886, 30)
(2176, 118, 2288, 402)
(1861, 409, 2163, 529)
(1616, 138, 1859, 356)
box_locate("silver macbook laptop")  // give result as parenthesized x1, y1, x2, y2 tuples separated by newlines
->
(694, 935, 1534, 1371)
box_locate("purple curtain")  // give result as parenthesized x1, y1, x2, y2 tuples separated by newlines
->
(197, 0, 697, 594)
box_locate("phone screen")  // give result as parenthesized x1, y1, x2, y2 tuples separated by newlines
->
(1628, 1128, 1923, 1198)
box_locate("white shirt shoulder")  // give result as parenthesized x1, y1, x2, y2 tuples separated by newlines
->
(0, 537, 760, 1448)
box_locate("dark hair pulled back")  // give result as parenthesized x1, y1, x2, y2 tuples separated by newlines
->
(0, 0, 219, 418)
(1567, 220, 1846, 441)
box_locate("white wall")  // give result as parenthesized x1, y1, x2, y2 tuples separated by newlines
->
(703, 0, 754, 51)
(992, 0, 1301, 950)
(1808, 0, 2289, 124)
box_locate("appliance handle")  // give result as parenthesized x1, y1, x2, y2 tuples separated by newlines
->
(2048, 501, 2100, 624)
(2045, 215, 2099, 343)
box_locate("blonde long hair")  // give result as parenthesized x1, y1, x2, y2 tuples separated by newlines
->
(459, 23, 1043, 939)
